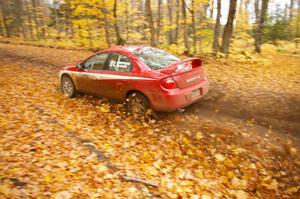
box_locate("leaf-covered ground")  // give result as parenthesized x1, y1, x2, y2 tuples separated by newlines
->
(0, 42, 299, 198)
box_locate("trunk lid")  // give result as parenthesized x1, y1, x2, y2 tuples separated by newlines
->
(159, 58, 205, 89)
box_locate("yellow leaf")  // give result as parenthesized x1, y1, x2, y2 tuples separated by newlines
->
(190, 194, 200, 199)
(65, 124, 72, 130)
(214, 153, 225, 162)
(103, 173, 114, 179)
(146, 166, 159, 176)
(95, 164, 108, 173)
(232, 147, 247, 155)
(287, 186, 300, 193)
(201, 194, 212, 199)
(44, 176, 53, 183)
(234, 190, 248, 199)
(288, 147, 297, 156)
(54, 190, 72, 199)
(195, 132, 203, 140)
(261, 178, 278, 191)
(0, 184, 11, 196)
(99, 106, 109, 113)
(231, 177, 247, 189)
(195, 169, 204, 178)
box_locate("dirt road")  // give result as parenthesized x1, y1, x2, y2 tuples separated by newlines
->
(0, 43, 299, 198)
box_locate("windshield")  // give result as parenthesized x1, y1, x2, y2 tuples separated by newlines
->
(134, 48, 180, 70)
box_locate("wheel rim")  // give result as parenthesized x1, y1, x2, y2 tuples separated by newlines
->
(130, 96, 146, 114)
(62, 77, 73, 96)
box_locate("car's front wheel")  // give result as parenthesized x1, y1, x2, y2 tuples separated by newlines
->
(61, 75, 77, 98)
(126, 92, 150, 116)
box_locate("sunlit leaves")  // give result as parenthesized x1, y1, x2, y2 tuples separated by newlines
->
(0, 43, 299, 198)
(0, 184, 11, 196)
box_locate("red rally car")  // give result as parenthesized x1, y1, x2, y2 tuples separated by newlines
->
(60, 46, 209, 114)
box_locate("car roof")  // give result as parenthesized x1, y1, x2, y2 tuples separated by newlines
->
(104, 45, 150, 53)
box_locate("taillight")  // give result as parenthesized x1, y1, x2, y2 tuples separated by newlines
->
(161, 77, 178, 89)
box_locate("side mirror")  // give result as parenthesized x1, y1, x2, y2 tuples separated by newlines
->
(76, 63, 83, 69)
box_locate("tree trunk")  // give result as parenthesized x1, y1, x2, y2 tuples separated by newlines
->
(182, 0, 190, 55)
(290, 0, 294, 20)
(254, 0, 260, 46)
(36, 0, 47, 39)
(63, 0, 72, 37)
(39, 2, 45, 37)
(221, 0, 237, 55)
(254, 0, 269, 53)
(167, 0, 176, 44)
(285, 3, 289, 20)
(197, 4, 206, 53)
(31, 0, 41, 39)
(254, 0, 260, 25)
(191, 0, 197, 54)
(175, 0, 180, 42)
(113, 0, 125, 45)
(296, 0, 300, 48)
(1, 1, 11, 37)
(212, 0, 221, 54)
(145, 0, 156, 46)
(203, 4, 209, 20)
(156, 0, 162, 43)
(0, 0, 8, 37)
(210, 0, 214, 18)
(138, 0, 147, 40)
(101, 0, 111, 47)
(53, 0, 60, 33)
(125, 0, 129, 41)
(25, 1, 34, 40)
(13, 0, 26, 39)
(0, 6, 4, 37)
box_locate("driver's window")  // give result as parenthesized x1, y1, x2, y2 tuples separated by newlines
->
(83, 53, 109, 70)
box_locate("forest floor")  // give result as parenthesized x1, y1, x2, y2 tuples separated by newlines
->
(0, 42, 299, 198)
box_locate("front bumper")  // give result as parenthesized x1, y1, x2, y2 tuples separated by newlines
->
(148, 79, 209, 112)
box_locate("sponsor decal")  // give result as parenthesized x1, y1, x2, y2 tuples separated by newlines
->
(109, 60, 131, 70)
(186, 75, 201, 83)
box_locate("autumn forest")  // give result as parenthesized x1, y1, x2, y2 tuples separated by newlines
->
(0, 0, 300, 198)
(0, 0, 299, 54)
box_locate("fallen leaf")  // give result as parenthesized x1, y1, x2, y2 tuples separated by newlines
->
(234, 190, 248, 199)
(54, 190, 72, 199)
(0, 184, 11, 196)
(215, 153, 225, 162)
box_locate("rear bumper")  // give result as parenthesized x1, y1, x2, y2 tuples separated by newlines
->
(147, 79, 209, 112)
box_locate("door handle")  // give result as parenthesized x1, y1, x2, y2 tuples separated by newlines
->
(87, 74, 97, 80)
(89, 75, 97, 80)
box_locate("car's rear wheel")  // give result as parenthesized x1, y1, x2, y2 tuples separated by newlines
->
(61, 75, 77, 98)
(126, 92, 150, 116)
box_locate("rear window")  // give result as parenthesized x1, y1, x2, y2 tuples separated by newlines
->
(134, 48, 180, 70)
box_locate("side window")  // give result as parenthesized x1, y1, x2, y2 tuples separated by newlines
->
(107, 53, 133, 72)
(83, 53, 109, 70)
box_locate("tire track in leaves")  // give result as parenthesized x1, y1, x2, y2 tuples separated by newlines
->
(64, 131, 159, 187)
(35, 105, 160, 197)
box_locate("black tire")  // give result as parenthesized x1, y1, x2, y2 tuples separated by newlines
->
(126, 92, 150, 115)
(61, 75, 77, 98)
